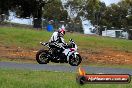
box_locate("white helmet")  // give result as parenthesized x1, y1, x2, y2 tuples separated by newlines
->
(58, 27, 65, 37)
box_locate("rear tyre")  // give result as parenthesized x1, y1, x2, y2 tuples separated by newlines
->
(69, 54, 82, 66)
(36, 49, 49, 64)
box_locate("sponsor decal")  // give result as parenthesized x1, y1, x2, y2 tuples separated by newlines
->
(76, 67, 131, 85)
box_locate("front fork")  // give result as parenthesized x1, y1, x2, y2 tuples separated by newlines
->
(67, 51, 79, 62)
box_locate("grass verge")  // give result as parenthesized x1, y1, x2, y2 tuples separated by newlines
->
(0, 27, 132, 52)
(0, 68, 132, 88)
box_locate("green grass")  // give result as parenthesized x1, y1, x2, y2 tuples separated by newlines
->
(66, 33, 132, 52)
(0, 68, 132, 88)
(0, 27, 132, 52)
(0, 27, 52, 49)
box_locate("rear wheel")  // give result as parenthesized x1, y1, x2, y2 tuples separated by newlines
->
(36, 49, 49, 64)
(69, 54, 82, 66)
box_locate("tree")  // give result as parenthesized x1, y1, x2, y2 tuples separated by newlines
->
(64, 0, 101, 19)
(43, 0, 68, 21)
(0, 0, 15, 22)
(42, 0, 68, 28)
(62, 0, 101, 32)
(98, 0, 132, 30)
(16, 0, 53, 28)
(61, 0, 84, 32)
(0, 0, 54, 28)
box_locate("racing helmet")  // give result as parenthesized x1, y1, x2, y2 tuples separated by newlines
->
(58, 27, 65, 37)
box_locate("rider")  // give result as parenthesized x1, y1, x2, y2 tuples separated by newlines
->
(49, 26, 66, 59)
(49, 26, 66, 47)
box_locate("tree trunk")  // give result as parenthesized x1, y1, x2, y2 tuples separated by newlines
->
(33, 18, 42, 29)
(0, 15, 5, 23)
(128, 30, 132, 40)
(33, 5, 42, 29)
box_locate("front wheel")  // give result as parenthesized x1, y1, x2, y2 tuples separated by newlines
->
(69, 54, 82, 66)
(36, 49, 49, 64)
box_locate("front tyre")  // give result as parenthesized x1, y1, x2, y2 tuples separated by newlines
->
(36, 49, 49, 64)
(69, 54, 82, 66)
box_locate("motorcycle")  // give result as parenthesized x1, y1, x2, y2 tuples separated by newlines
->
(36, 39, 82, 66)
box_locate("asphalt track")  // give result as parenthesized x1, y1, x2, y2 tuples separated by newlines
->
(0, 62, 132, 75)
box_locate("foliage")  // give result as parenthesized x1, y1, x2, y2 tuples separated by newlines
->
(0, 0, 132, 31)
(0, 0, 54, 28)
(99, 0, 132, 29)
(64, 0, 132, 30)
(43, 0, 68, 21)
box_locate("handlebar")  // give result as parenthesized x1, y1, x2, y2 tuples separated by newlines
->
(40, 42, 43, 45)
(40, 42, 49, 46)
(40, 40, 77, 49)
